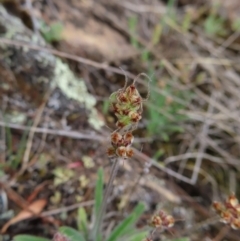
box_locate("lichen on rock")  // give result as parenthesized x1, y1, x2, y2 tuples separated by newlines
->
(0, 5, 103, 130)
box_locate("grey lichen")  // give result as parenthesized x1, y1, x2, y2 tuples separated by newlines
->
(53, 59, 104, 130)
(0, 5, 103, 130)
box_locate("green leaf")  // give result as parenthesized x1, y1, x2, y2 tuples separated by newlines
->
(59, 226, 86, 241)
(128, 15, 139, 48)
(77, 207, 88, 237)
(94, 168, 104, 217)
(151, 24, 162, 46)
(106, 202, 145, 241)
(13, 235, 51, 241)
(182, 11, 191, 32)
(91, 168, 104, 240)
(232, 18, 240, 31)
(41, 22, 63, 43)
(102, 99, 110, 114)
(166, 238, 190, 241)
(204, 15, 226, 36)
(128, 231, 149, 241)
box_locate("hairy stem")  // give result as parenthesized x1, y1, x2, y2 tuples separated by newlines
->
(94, 158, 119, 239)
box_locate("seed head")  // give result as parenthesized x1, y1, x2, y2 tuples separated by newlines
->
(116, 120, 126, 129)
(117, 92, 128, 103)
(126, 84, 138, 96)
(213, 201, 224, 214)
(107, 146, 116, 157)
(150, 215, 162, 228)
(116, 146, 127, 158)
(163, 215, 175, 228)
(124, 132, 134, 146)
(227, 193, 239, 208)
(129, 94, 142, 105)
(231, 218, 240, 230)
(111, 132, 122, 145)
(126, 147, 134, 158)
(220, 210, 232, 224)
(129, 111, 141, 122)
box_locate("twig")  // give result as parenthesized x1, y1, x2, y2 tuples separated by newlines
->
(134, 149, 193, 184)
(212, 226, 230, 241)
(19, 90, 52, 175)
(191, 93, 215, 184)
(0, 38, 188, 107)
(0, 38, 135, 79)
(41, 200, 94, 217)
(0, 122, 105, 141)
(25, 0, 39, 34)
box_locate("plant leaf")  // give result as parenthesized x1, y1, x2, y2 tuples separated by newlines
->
(59, 226, 86, 241)
(91, 168, 104, 241)
(166, 238, 190, 241)
(77, 207, 88, 238)
(128, 231, 149, 241)
(94, 168, 104, 218)
(13, 235, 50, 241)
(106, 202, 145, 241)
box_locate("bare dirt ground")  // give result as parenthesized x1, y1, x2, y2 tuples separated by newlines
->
(1, 0, 240, 240)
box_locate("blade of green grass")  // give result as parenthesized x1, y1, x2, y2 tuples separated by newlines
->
(13, 235, 51, 241)
(59, 226, 86, 241)
(128, 15, 139, 48)
(91, 167, 104, 240)
(77, 207, 88, 238)
(128, 231, 149, 241)
(94, 167, 104, 217)
(106, 202, 145, 241)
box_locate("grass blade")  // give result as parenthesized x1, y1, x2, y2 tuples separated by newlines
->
(59, 226, 86, 241)
(91, 167, 104, 240)
(77, 207, 88, 238)
(94, 167, 104, 218)
(106, 202, 145, 241)
(13, 235, 51, 241)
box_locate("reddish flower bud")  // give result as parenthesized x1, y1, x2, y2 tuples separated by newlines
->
(107, 147, 116, 157)
(227, 193, 239, 208)
(124, 132, 134, 146)
(220, 210, 232, 224)
(112, 103, 122, 115)
(159, 210, 167, 219)
(129, 111, 141, 122)
(111, 132, 122, 145)
(117, 92, 128, 103)
(116, 146, 127, 158)
(129, 94, 141, 105)
(163, 215, 175, 228)
(235, 204, 240, 214)
(150, 215, 162, 228)
(116, 120, 126, 128)
(231, 218, 240, 230)
(126, 84, 138, 96)
(213, 201, 224, 213)
(126, 147, 134, 158)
